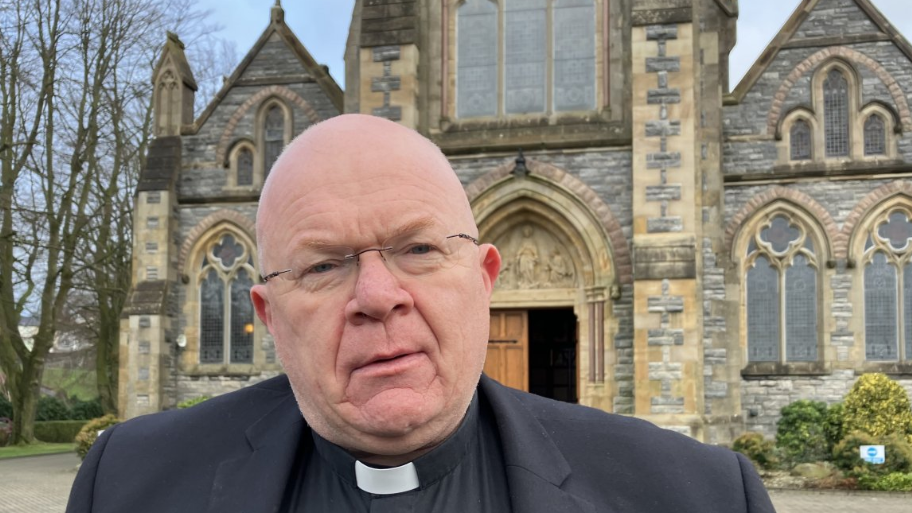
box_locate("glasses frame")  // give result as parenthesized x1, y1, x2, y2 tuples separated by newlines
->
(260, 233, 480, 283)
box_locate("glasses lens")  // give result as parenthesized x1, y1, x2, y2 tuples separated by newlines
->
(386, 233, 470, 276)
(274, 246, 356, 293)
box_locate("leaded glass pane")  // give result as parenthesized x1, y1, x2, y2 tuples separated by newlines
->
(790, 119, 811, 161)
(865, 115, 886, 156)
(865, 252, 898, 360)
(786, 255, 817, 361)
(906, 262, 912, 361)
(213, 235, 244, 269)
(200, 269, 224, 363)
(230, 269, 254, 364)
(553, 0, 595, 112)
(264, 106, 284, 176)
(824, 69, 849, 157)
(505, 0, 546, 114)
(237, 148, 253, 186)
(760, 216, 800, 254)
(747, 256, 780, 362)
(877, 211, 912, 251)
(457, 0, 498, 118)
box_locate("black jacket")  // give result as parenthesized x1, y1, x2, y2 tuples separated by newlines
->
(67, 374, 776, 512)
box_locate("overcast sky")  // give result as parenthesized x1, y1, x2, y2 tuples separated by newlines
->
(196, 0, 911, 91)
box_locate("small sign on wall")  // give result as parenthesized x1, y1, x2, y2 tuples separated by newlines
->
(860, 445, 885, 464)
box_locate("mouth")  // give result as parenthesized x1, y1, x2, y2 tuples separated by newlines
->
(354, 352, 424, 377)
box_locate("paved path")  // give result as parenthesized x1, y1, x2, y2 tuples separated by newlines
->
(1, 453, 912, 512)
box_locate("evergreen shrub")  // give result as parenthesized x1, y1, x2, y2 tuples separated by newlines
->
(0, 395, 12, 419)
(34, 420, 87, 443)
(36, 396, 71, 421)
(70, 397, 104, 420)
(75, 414, 121, 460)
(858, 472, 912, 491)
(732, 432, 779, 470)
(842, 373, 912, 439)
(776, 400, 829, 463)
(832, 431, 912, 476)
(823, 402, 844, 453)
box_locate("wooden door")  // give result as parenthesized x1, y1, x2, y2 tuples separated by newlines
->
(485, 310, 529, 391)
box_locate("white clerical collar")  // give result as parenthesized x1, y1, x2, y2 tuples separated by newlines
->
(354, 460, 420, 495)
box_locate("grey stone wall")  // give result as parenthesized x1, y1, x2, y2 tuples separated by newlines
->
(176, 371, 284, 404)
(794, 0, 880, 39)
(724, 178, 912, 436)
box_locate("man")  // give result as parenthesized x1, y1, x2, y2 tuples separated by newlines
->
(67, 114, 776, 512)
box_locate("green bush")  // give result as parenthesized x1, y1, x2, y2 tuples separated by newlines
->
(34, 420, 87, 443)
(823, 402, 844, 453)
(75, 414, 121, 460)
(0, 395, 12, 419)
(858, 472, 912, 491)
(776, 400, 830, 464)
(70, 398, 104, 421)
(36, 396, 70, 421)
(177, 396, 211, 409)
(842, 373, 912, 439)
(732, 432, 779, 470)
(833, 431, 912, 477)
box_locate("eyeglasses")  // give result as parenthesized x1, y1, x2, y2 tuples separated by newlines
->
(261, 232, 480, 294)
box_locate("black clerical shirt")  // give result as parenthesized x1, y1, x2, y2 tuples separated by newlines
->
(281, 393, 512, 512)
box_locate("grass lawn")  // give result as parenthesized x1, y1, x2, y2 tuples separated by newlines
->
(0, 442, 75, 460)
(42, 368, 96, 400)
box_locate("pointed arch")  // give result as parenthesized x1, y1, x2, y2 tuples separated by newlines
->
(466, 158, 630, 287)
(179, 210, 256, 273)
(725, 186, 838, 261)
(842, 181, 912, 262)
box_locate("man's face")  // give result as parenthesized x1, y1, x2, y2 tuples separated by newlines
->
(251, 115, 500, 462)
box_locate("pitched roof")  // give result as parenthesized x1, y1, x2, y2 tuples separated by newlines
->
(726, 0, 912, 105)
(153, 31, 198, 91)
(188, 3, 343, 134)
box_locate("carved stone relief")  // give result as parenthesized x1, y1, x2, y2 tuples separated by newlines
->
(494, 224, 576, 290)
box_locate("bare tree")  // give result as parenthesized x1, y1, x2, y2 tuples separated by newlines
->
(0, 0, 230, 443)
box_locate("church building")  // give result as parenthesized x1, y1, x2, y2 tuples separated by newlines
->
(120, 0, 912, 443)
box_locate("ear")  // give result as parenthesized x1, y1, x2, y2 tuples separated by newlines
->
(250, 284, 273, 331)
(477, 244, 501, 296)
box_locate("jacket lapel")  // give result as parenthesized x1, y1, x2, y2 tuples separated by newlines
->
(480, 376, 606, 513)
(206, 393, 307, 513)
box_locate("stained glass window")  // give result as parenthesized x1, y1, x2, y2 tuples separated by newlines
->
(264, 105, 284, 176)
(200, 269, 225, 363)
(198, 234, 257, 365)
(790, 119, 811, 161)
(745, 215, 820, 364)
(505, 0, 547, 114)
(786, 255, 817, 361)
(865, 252, 898, 360)
(824, 69, 849, 157)
(457, 0, 497, 118)
(747, 256, 779, 362)
(237, 148, 253, 186)
(553, 0, 595, 112)
(878, 211, 912, 251)
(865, 115, 886, 156)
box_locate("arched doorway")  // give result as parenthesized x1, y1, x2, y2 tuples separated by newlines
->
(467, 159, 626, 410)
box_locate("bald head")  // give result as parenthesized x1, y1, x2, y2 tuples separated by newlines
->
(256, 114, 475, 272)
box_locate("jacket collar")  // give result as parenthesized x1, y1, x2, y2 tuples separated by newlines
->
(478, 375, 601, 513)
(207, 375, 602, 513)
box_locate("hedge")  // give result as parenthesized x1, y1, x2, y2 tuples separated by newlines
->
(35, 420, 87, 443)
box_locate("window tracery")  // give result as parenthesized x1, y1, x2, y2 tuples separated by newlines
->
(863, 209, 912, 362)
(198, 233, 256, 364)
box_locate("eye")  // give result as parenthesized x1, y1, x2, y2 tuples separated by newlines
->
(406, 243, 434, 255)
(309, 262, 338, 274)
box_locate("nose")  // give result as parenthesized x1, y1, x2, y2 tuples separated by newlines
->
(344, 251, 414, 324)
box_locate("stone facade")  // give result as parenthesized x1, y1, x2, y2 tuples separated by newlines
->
(119, 0, 912, 444)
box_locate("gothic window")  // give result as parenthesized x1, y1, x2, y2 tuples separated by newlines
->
(745, 214, 820, 363)
(264, 105, 285, 176)
(790, 119, 812, 161)
(823, 69, 849, 157)
(236, 147, 253, 186)
(455, 0, 596, 118)
(863, 210, 912, 361)
(198, 233, 256, 364)
(864, 114, 886, 156)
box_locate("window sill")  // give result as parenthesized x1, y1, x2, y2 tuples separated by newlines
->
(181, 364, 261, 377)
(860, 362, 912, 376)
(741, 361, 829, 378)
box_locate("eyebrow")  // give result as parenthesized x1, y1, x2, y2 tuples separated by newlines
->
(292, 216, 440, 251)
